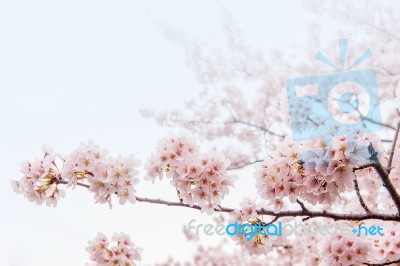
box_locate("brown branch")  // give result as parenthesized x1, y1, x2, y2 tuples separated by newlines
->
(219, 98, 285, 138)
(360, 19, 400, 42)
(227, 159, 263, 170)
(184, 118, 284, 138)
(231, 118, 284, 138)
(353, 162, 380, 172)
(353, 153, 400, 214)
(388, 121, 400, 171)
(376, 166, 400, 214)
(296, 199, 308, 212)
(366, 258, 400, 266)
(354, 161, 400, 214)
(56, 177, 400, 222)
(265, 216, 279, 226)
(353, 179, 371, 214)
(353, 163, 378, 172)
(322, 96, 396, 131)
(360, 115, 396, 130)
(134, 197, 400, 221)
(57, 179, 90, 188)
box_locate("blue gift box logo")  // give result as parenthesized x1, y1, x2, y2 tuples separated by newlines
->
(286, 40, 382, 163)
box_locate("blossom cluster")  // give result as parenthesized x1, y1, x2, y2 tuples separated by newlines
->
(319, 234, 369, 265)
(317, 223, 400, 265)
(370, 224, 400, 263)
(145, 134, 237, 214)
(254, 128, 379, 209)
(62, 141, 140, 207)
(86, 232, 142, 266)
(12, 142, 140, 207)
(11, 146, 64, 207)
(228, 198, 276, 255)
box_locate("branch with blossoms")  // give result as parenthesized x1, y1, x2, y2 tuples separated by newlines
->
(10, 3, 400, 265)
(141, 3, 400, 264)
(10, 121, 400, 265)
(18, 174, 400, 226)
(50, 179, 400, 222)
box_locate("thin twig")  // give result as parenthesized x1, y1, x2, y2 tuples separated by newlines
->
(353, 162, 380, 172)
(366, 258, 400, 266)
(296, 199, 308, 211)
(354, 161, 400, 213)
(232, 118, 284, 138)
(355, 108, 397, 130)
(353, 179, 371, 214)
(388, 121, 400, 170)
(228, 159, 263, 170)
(265, 216, 279, 226)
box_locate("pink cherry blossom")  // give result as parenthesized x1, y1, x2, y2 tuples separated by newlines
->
(86, 232, 142, 266)
(12, 142, 140, 208)
(145, 134, 237, 214)
(255, 130, 379, 207)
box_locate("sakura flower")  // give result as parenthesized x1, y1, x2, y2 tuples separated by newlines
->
(239, 197, 258, 220)
(332, 165, 354, 190)
(12, 142, 140, 208)
(118, 188, 137, 205)
(87, 232, 142, 266)
(319, 234, 370, 265)
(228, 198, 276, 255)
(11, 146, 64, 207)
(145, 134, 237, 214)
(369, 223, 400, 264)
(272, 198, 284, 213)
(255, 130, 376, 206)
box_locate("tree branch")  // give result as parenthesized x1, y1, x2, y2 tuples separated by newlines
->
(359, 114, 396, 131)
(353, 179, 371, 214)
(366, 258, 400, 266)
(227, 159, 263, 170)
(388, 121, 400, 171)
(296, 199, 308, 212)
(184, 117, 284, 138)
(231, 118, 284, 138)
(135, 197, 400, 221)
(354, 161, 400, 214)
(57, 178, 400, 222)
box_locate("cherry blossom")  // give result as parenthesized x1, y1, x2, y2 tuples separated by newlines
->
(11, 146, 64, 207)
(319, 234, 370, 266)
(86, 232, 142, 266)
(10, 1, 400, 264)
(228, 198, 277, 255)
(12, 142, 140, 208)
(145, 134, 237, 214)
(254, 128, 380, 207)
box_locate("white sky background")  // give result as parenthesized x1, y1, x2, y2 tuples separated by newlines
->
(0, 1, 344, 265)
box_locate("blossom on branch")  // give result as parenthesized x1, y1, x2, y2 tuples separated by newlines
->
(12, 142, 140, 208)
(145, 134, 237, 214)
(255, 129, 381, 207)
(11, 146, 65, 207)
(86, 232, 142, 266)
